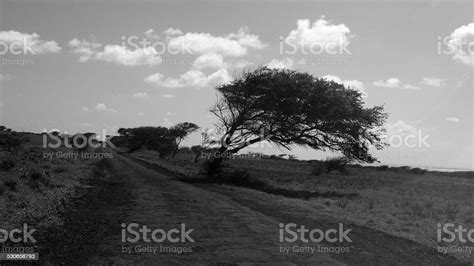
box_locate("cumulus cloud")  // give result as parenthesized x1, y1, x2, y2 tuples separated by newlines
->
(83, 103, 117, 113)
(372, 78, 401, 88)
(323, 75, 367, 98)
(0, 30, 61, 54)
(402, 84, 422, 90)
(167, 27, 266, 57)
(446, 23, 474, 66)
(133, 92, 148, 98)
(446, 117, 460, 123)
(420, 77, 447, 87)
(145, 69, 232, 89)
(193, 53, 226, 69)
(69, 38, 162, 66)
(95, 103, 117, 112)
(385, 120, 418, 136)
(284, 17, 352, 54)
(164, 28, 183, 36)
(266, 58, 294, 69)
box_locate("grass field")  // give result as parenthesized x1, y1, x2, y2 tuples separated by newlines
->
(133, 150, 474, 263)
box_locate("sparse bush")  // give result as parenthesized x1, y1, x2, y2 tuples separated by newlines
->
(222, 170, 265, 188)
(1, 159, 15, 171)
(30, 170, 44, 181)
(3, 177, 17, 191)
(324, 157, 350, 174)
(0, 184, 7, 195)
(410, 167, 426, 175)
(53, 166, 68, 174)
(311, 162, 327, 176)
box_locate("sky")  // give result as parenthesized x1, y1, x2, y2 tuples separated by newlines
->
(0, 0, 472, 170)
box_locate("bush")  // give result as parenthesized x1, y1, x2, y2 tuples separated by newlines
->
(53, 166, 68, 174)
(410, 167, 426, 175)
(324, 157, 350, 174)
(377, 165, 389, 171)
(222, 170, 265, 188)
(1, 159, 15, 171)
(3, 177, 17, 191)
(0, 184, 7, 195)
(311, 162, 327, 176)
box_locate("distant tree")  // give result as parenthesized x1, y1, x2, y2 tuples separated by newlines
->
(117, 127, 167, 153)
(169, 122, 199, 158)
(0, 126, 29, 151)
(207, 67, 387, 174)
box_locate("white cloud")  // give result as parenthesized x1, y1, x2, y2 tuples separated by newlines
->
(372, 78, 401, 88)
(446, 117, 460, 123)
(133, 92, 148, 98)
(167, 27, 266, 57)
(402, 84, 422, 90)
(193, 53, 225, 69)
(447, 23, 474, 66)
(323, 75, 367, 98)
(233, 59, 253, 69)
(284, 17, 352, 54)
(164, 28, 183, 36)
(69, 38, 162, 66)
(385, 120, 417, 136)
(266, 58, 294, 69)
(94, 103, 117, 113)
(162, 94, 176, 98)
(145, 68, 232, 89)
(0, 30, 61, 54)
(420, 77, 447, 87)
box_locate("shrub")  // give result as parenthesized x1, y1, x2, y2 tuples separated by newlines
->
(1, 159, 15, 171)
(3, 177, 17, 191)
(324, 157, 350, 174)
(377, 165, 389, 171)
(0, 184, 7, 195)
(53, 166, 68, 174)
(311, 162, 327, 176)
(30, 170, 44, 181)
(410, 167, 426, 175)
(222, 170, 265, 188)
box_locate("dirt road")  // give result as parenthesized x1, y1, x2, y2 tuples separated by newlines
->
(39, 154, 466, 265)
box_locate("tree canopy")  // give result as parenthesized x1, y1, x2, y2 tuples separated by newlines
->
(209, 67, 387, 167)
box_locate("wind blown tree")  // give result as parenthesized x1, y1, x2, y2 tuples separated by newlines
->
(207, 67, 388, 174)
(169, 122, 199, 158)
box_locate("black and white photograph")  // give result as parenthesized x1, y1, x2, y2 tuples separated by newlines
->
(0, 0, 472, 264)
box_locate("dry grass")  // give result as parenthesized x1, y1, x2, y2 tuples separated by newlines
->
(134, 150, 474, 263)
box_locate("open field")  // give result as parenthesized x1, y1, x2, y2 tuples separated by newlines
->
(133, 149, 474, 263)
